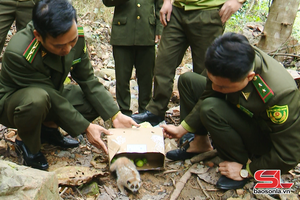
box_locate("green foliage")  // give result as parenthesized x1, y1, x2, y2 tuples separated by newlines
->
(292, 12, 300, 40)
(225, 0, 269, 33)
(72, 0, 300, 42)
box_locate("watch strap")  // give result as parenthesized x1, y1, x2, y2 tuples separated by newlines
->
(246, 163, 253, 177)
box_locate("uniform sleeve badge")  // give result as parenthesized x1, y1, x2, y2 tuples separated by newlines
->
(266, 105, 289, 124)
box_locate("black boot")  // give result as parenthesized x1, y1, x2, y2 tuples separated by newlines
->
(15, 140, 49, 170)
(131, 110, 164, 126)
(166, 137, 199, 161)
(216, 175, 248, 190)
(41, 125, 79, 148)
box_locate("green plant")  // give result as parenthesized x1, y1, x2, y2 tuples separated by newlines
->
(225, 0, 269, 33)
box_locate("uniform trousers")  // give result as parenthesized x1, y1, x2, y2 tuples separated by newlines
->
(179, 72, 272, 165)
(113, 45, 155, 116)
(146, 6, 224, 116)
(0, 84, 98, 154)
(0, 0, 36, 54)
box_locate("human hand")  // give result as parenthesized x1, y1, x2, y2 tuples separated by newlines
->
(85, 123, 112, 154)
(219, 0, 243, 23)
(218, 161, 244, 180)
(160, 124, 188, 139)
(112, 112, 140, 128)
(160, 0, 173, 26)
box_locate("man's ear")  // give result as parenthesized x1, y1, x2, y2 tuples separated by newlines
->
(247, 71, 255, 81)
(33, 30, 43, 42)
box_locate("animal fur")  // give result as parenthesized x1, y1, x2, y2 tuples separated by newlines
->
(110, 157, 141, 195)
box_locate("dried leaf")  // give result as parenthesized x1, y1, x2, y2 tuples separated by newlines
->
(54, 166, 107, 186)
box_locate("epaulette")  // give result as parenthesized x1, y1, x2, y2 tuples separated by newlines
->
(23, 38, 41, 63)
(77, 26, 84, 37)
(252, 74, 274, 103)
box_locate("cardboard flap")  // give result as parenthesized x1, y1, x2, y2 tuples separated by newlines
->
(107, 138, 121, 159)
(107, 128, 165, 171)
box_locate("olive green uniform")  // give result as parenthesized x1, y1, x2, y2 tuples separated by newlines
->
(179, 47, 300, 175)
(0, 0, 38, 56)
(103, 0, 163, 116)
(146, 0, 226, 117)
(0, 22, 119, 153)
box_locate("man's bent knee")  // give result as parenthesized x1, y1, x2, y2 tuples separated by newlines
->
(200, 97, 226, 123)
(14, 87, 51, 117)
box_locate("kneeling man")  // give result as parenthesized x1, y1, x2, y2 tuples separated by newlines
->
(0, 0, 138, 170)
(162, 32, 300, 189)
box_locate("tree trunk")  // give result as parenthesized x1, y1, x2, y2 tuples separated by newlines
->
(257, 0, 300, 53)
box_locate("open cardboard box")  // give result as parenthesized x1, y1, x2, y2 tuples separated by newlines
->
(107, 127, 165, 171)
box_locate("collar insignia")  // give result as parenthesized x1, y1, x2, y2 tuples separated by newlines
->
(242, 91, 251, 101)
(41, 50, 47, 57)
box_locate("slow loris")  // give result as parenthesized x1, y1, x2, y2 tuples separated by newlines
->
(110, 157, 141, 195)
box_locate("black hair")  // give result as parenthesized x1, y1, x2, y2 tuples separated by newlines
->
(205, 32, 255, 82)
(32, 0, 77, 40)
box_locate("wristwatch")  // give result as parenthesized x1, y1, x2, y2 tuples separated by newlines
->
(237, 0, 246, 3)
(240, 169, 249, 178)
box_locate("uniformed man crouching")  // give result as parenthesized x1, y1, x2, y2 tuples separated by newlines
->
(0, 0, 138, 170)
(161, 32, 300, 190)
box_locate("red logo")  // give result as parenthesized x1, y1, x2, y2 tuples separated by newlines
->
(254, 170, 293, 189)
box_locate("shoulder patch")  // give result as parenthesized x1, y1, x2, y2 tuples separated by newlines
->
(266, 105, 288, 124)
(77, 26, 84, 37)
(252, 74, 274, 103)
(23, 38, 41, 63)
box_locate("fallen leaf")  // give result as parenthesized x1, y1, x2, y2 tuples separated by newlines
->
(54, 166, 108, 186)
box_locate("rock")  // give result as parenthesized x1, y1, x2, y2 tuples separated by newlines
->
(102, 185, 117, 199)
(94, 68, 116, 80)
(99, 69, 116, 80)
(56, 150, 72, 158)
(96, 192, 111, 200)
(222, 189, 236, 200)
(236, 189, 245, 196)
(0, 139, 7, 154)
(279, 193, 299, 200)
(0, 160, 60, 200)
(79, 181, 99, 196)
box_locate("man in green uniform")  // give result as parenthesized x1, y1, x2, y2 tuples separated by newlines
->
(0, 0, 38, 58)
(0, 0, 138, 170)
(102, 0, 163, 116)
(132, 0, 246, 126)
(161, 33, 300, 189)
